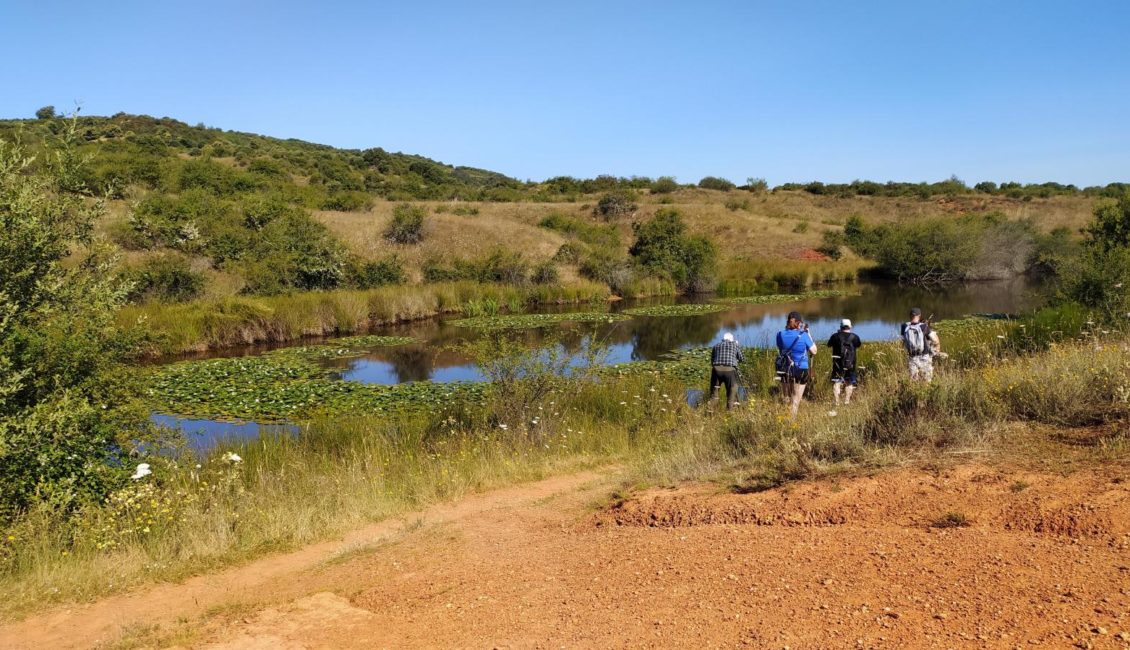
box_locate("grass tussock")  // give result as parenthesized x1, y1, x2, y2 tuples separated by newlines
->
(716, 258, 872, 294)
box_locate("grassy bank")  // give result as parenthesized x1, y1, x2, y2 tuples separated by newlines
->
(4, 309, 1129, 619)
(122, 280, 610, 355)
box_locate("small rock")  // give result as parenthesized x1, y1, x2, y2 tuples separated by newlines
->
(1092, 626, 1107, 635)
(934, 612, 948, 620)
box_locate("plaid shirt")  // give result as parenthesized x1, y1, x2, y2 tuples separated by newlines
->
(710, 340, 744, 367)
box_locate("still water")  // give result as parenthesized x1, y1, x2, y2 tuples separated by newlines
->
(156, 278, 1042, 447)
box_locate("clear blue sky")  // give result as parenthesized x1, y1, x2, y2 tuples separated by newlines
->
(3, 0, 1128, 186)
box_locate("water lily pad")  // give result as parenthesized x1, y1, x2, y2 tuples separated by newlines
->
(449, 312, 629, 330)
(621, 304, 729, 317)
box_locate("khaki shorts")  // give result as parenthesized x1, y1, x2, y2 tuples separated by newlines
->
(909, 355, 934, 381)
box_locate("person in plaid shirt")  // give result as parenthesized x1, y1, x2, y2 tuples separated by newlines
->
(709, 332, 744, 409)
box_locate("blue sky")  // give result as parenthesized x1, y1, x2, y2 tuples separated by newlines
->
(3, 1, 1128, 185)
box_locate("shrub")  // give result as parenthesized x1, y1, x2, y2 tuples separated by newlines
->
(746, 177, 768, 193)
(629, 208, 718, 293)
(321, 191, 373, 212)
(451, 204, 479, 216)
(385, 203, 427, 244)
(792, 221, 809, 234)
(539, 212, 620, 248)
(531, 261, 560, 285)
(423, 249, 528, 285)
(126, 253, 206, 303)
(593, 191, 637, 220)
(724, 197, 750, 212)
(698, 176, 735, 191)
(35, 105, 56, 120)
(347, 256, 407, 288)
(552, 242, 583, 264)
(816, 230, 845, 260)
(651, 176, 679, 194)
(1, 132, 144, 522)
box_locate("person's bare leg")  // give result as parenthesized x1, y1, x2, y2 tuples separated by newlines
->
(844, 384, 855, 405)
(832, 381, 842, 406)
(790, 383, 805, 419)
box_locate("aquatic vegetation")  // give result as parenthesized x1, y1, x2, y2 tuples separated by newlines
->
(148, 353, 486, 421)
(621, 304, 729, 317)
(271, 335, 417, 360)
(717, 289, 860, 304)
(448, 311, 630, 330)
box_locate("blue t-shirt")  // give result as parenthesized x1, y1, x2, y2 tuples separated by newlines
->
(776, 329, 816, 370)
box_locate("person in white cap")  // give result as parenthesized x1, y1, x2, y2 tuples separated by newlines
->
(708, 332, 744, 409)
(827, 318, 861, 412)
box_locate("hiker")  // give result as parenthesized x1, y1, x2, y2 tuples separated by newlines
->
(828, 318, 862, 412)
(775, 311, 817, 418)
(709, 332, 744, 409)
(901, 307, 941, 382)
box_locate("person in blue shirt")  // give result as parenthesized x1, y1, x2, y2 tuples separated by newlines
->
(776, 310, 818, 418)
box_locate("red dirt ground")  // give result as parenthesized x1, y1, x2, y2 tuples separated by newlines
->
(3, 462, 1130, 649)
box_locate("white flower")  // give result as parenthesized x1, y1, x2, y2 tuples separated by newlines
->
(498, 424, 509, 430)
(619, 401, 627, 405)
(130, 463, 152, 480)
(222, 452, 242, 463)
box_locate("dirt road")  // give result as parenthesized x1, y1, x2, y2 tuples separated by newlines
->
(3, 462, 1129, 649)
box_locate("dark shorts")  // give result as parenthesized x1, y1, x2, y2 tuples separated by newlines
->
(831, 369, 858, 385)
(785, 367, 809, 385)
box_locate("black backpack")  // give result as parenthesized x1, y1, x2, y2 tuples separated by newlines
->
(836, 332, 856, 369)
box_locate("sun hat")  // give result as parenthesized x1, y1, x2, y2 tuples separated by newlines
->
(840, 318, 852, 329)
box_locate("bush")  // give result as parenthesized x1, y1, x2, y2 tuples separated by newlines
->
(698, 176, 735, 191)
(321, 191, 373, 212)
(816, 230, 845, 260)
(593, 191, 637, 220)
(629, 208, 718, 293)
(385, 203, 427, 244)
(539, 212, 620, 248)
(724, 197, 750, 212)
(746, 177, 768, 193)
(531, 261, 560, 285)
(1, 131, 144, 522)
(552, 242, 583, 264)
(35, 105, 56, 120)
(347, 256, 407, 288)
(423, 249, 528, 285)
(651, 176, 679, 194)
(792, 221, 809, 234)
(126, 253, 206, 303)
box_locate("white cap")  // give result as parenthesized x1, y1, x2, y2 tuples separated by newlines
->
(722, 332, 734, 342)
(840, 318, 852, 329)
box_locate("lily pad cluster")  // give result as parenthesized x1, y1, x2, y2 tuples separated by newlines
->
(621, 304, 729, 317)
(148, 351, 484, 421)
(267, 335, 417, 360)
(718, 289, 860, 305)
(448, 312, 630, 330)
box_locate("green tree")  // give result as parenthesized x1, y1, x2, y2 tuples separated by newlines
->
(651, 176, 679, 194)
(0, 129, 143, 521)
(35, 105, 56, 120)
(698, 176, 735, 191)
(1083, 193, 1130, 252)
(629, 208, 718, 292)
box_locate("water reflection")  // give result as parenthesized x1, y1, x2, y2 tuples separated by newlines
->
(327, 278, 1041, 386)
(151, 413, 300, 452)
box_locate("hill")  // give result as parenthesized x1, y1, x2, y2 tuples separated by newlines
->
(0, 113, 1114, 302)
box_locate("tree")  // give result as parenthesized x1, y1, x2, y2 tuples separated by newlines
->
(651, 176, 679, 194)
(1083, 193, 1130, 252)
(1, 127, 143, 521)
(629, 208, 718, 292)
(35, 105, 56, 120)
(698, 176, 735, 191)
(593, 191, 637, 220)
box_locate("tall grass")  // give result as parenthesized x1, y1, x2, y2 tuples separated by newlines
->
(716, 258, 872, 294)
(121, 280, 609, 355)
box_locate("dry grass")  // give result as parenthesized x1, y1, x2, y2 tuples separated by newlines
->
(312, 192, 1098, 277)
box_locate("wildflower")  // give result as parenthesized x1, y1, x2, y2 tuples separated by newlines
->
(222, 452, 242, 463)
(130, 463, 152, 480)
(619, 401, 627, 405)
(498, 424, 508, 430)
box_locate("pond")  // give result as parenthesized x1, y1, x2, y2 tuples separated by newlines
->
(155, 278, 1042, 448)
